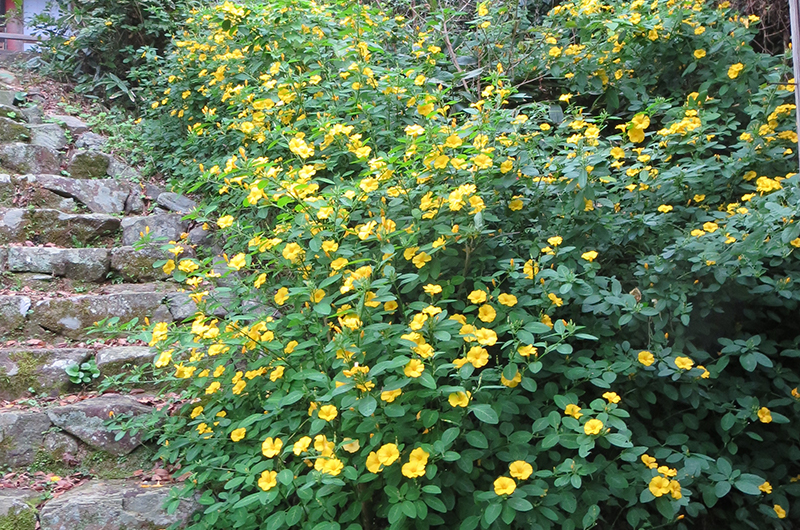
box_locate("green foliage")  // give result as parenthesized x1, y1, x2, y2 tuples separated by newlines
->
(32, 0, 200, 107)
(125, 0, 800, 528)
(65, 358, 100, 385)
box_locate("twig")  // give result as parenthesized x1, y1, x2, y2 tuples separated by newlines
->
(439, 10, 472, 95)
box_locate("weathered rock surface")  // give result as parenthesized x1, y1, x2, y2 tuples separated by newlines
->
(156, 192, 196, 214)
(50, 114, 88, 135)
(95, 346, 154, 377)
(31, 290, 172, 339)
(39, 479, 198, 530)
(47, 395, 151, 455)
(0, 348, 91, 399)
(0, 295, 30, 334)
(107, 158, 140, 180)
(187, 224, 213, 246)
(6, 247, 110, 282)
(0, 488, 38, 530)
(110, 245, 171, 282)
(67, 150, 110, 179)
(0, 90, 17, 107)
(74, 132, 107, 150)
(0, 143, 60, 174)
(121, 214, 187, 246)
(20, 105, 43, 124)
(29, 123, 68, 150)
(29, 174, 132, 214)
(0, 410, 51, 466)
(0, 208, 120, 245)
(0, 103, 26, 122)
(0, 116, 29, 142)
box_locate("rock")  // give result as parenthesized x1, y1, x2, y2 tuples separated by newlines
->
(121, 214, 187, 246)
(0, 173, 12, 201)
(30, 174, 132, 214)
(106, 158, 141, 180)
(0, 410, 52, 466)
(0, 348, 91, 399)
(0, 116, 29, 142)
(74, 132, 107, 150)
(67, 150, 110, 179)
(0, 103, 26, 122)
(39, 479, 198, 530)
(110, 245, 170, 282)
(96, 346, 154, 377)
(43, 431, 80, 459)
(124, 189, 145, 214)
(6, 247, 110, 282)
(0, 90, 17, 107)
(0, 208, 120, 246)
(0, 295, 30, 334)
(0, 70, 18, 85)
(49, 114, 89, 135)
(0, 246, 6, 270)
(29, 123, 68, 150)
(0, 489, 37, 530)
(156, 192, 196, 214)
(0, 143, 60, 174)
(144, 183, 164, 199)
(46, 395, 151, 455)
(30, 290, 172, 339)
(187, 224, 213, 246)
(166, 290, 231, 321)
(20, 105, 43, 124)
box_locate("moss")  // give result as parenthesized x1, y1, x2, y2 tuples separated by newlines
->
(0, 505, 36, 530)
(25, 446, 154, 480)
(0, 351, 47, 398)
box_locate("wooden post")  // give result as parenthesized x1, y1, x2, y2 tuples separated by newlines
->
(790, 0, 800, 168)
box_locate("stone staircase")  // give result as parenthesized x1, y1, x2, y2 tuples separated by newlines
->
(0, 77, 203, 529)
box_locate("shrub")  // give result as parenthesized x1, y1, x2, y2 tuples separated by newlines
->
(124, 0, 800, 528)
(32, 0, 200, 107)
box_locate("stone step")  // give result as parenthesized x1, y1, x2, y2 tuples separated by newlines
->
(0, 282, 178, 340)
(0, 345, 154, 400)
(0, 208, 120, 246)
(0, 244, 189, 283)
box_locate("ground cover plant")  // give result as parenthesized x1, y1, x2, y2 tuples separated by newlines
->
(93, 0, 800, 528)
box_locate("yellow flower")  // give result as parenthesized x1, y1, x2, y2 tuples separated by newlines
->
(412, 252, 431, 268)
(790, 238, 800, 248)
(478, 304, 496, 323)
(477, 2, 488, 16)
(315, 457, 344, 476)
(509, 461, 533, 480)
(508, 198, 523, 211)
(547, 235, 563, 247)
(258, 470, 277, 491)
(759, 481, 772, 494)
(228, 253, 246, 270)
(548, 293, 564, 307)
(584, 419, 604, 435)
(190, 406, 203, 419)
(261, 437, 283, 457)
(162, 260, 176, 274)
(205, 381, 221, 394)
(366, 452, 383, 473)
(423, 284, 442, 295)
(466, 346, 489, 368)
(474, 328, 498, 346)
(217, 215, 234, 229)
(602, 392, 621, 404)
(448, 391, 470, 407)
(178, 259, 198, 274)
(154, 349, 173, 369)
(774, 504, 786, 519)
(404, 359, 425, 378)
(493, 476, 516, 495)
(641, 454, 657, 469)
(274, 287, 289, 305)
(649, 475, 671, 497)
(757, 407, 772, 423)
(282, 242, 303, 262)
(405, 124, 425, 137)
(728, 63, 744, 79)
(269, 366, 285, 381)
(564, 404, 583, 419)
(694, 49, 706, 59)
(468, 290, 487, 304)
(674, 356, 694, 370)
(498, 293, 517, 306)
(638, 350, 655, 366)
(581, 251, 598, 262)
(293, 436, 312, 455)
(518, 344, 537, 357)
(318, 404, 338, 421)
(381, 388, 402, 402)
(377, 444, 400, 466)
(230, 428, 246, 442)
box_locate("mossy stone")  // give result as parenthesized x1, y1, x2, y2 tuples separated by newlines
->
(67, 150, 110, 179)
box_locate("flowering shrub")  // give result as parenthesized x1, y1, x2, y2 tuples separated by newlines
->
(129, 0, 800, 528)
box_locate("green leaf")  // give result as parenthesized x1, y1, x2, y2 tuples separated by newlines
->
(507, 497, 533, 512)
(483, 503, 502, 525)
(469, 404, 499, 424)
(357, 396, 377, 416)
(466, 431, 488, 449)
(582, 505, 600, 529)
